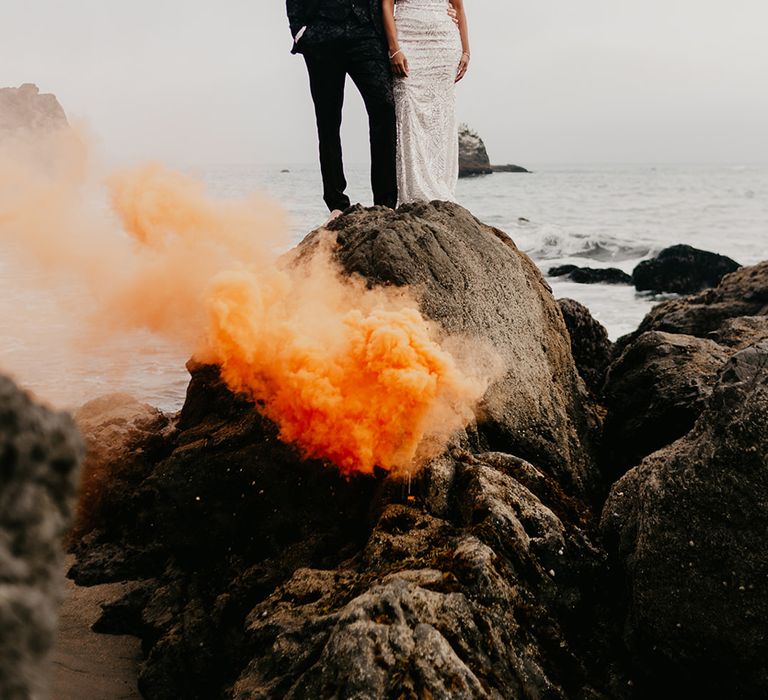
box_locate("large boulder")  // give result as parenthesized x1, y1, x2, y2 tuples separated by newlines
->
(0, 83, 68, 132)
(69, 206, 628, 699)
(557, 298, 613, 396)
(632, 244, 741, 294)
(0, 375, 83, 699)
(601, 331, 730, 475)
(625, 260, 768, 341)
(601, 341, 768, 698)
(318, 201, 601, 497)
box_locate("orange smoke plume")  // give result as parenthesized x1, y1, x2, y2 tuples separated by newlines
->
(109, 164, 495, 475)
(2, 131, 498, 476)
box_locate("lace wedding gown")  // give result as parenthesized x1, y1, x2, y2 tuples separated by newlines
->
(394, 0, 463, 205)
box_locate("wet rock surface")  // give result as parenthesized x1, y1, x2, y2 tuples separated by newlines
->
(624, 260, 768, 342)
(601, 331, 730, 476)
(0, 375, 83, 699)
(557, 298, 613, 396)
(549, 264, 633, 285)
(632, 244, 741, 294)
(602, 341, 768, 698)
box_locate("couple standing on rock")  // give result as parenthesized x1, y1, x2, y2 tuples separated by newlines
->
(287, 0, 471, 221)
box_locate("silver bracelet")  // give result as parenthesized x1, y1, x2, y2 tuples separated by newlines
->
(389, 49, 403, 60)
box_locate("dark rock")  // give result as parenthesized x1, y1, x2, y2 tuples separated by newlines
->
(622, 260, 768, 343)
(231, 452, 620, 699)
(601, 332, 730, 477)
(632, 244, 741, 294)
(0, 83, 68, 132)
(492, 163, 530, 173)
(549, 265, 633, 285)
(458, 124, 493, 177)
(708, 315, 768, 349)
(602, 341, 768, 698)
(71, 393, 172, 542)
(458, 124, 529, 177)
(0, 374, 83, 698)
(320, 201, 601, 498)
(558, 298, 613, 396)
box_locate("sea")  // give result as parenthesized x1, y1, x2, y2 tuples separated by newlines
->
(1, 163, 766, 411)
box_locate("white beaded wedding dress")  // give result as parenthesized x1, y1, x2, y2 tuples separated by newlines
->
(393, 0, 463, 205)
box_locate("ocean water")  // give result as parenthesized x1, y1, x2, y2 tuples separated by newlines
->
(1, 163, 766, 411)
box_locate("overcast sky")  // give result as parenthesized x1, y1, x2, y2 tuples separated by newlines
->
(2, 0, 767, 166)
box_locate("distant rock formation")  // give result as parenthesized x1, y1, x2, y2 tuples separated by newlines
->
(632, 244, 741, 294)
(0, 375, 83, 699)
(549, 264, 633, 285)
(0, 83, 68, 132)
(458, 124, 528, 177)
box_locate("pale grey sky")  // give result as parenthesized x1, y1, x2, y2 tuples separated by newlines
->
(2, 1, 767, 166)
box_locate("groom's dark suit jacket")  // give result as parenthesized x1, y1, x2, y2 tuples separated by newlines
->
(286, 0, 385, 53)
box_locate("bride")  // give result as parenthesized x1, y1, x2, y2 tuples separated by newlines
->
(382, 0, 470, 205)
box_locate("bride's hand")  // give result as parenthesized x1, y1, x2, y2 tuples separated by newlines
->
(456, 52, 469, 82)
(390, 49, 409, 77)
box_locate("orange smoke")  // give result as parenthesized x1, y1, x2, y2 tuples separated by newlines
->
(2, 131, 498, 476)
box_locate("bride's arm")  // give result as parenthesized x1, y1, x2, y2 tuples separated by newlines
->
(382, 0, 409, 76)
(450, 0, 471, 82)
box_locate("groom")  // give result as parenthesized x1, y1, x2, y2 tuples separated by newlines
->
(286, 0, 398, 217)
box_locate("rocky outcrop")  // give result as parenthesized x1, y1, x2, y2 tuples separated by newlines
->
(602, 341, 768, 698)
(549, 265, 633, 285)
(632, 244, 741, 294)
(624, 260, 768, 342)
(66, 205, 628, 699)
(458, 124, 492, 176)
(458, 124, 528, 177)
(601, 332, 730, 476)
(74, 367, 624, 700)
(0, 375, 83, 699)
(0, 83, 68, 132)
(318, 202, 601, 497)
(558, 298, 613, 396)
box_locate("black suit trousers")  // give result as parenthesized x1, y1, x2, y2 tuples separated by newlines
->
(303, 33, 397, 211)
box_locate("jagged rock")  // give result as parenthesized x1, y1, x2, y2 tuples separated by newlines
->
(0, 83, 68, 132)
(602, 341, 768, 698)
(549, 265, 633, 285)
(0, 375, 83, 699)
(621, 260, 768, 344)
(199, 452, 620, 699)
(320, 201, 601, 497)
(601, 332, 730, 476)
(557, 298, 613, 397)
(458, 124, 528, 177)
(632, 244, 741, 294)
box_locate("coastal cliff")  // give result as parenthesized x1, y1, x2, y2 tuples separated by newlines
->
(64, 205, 768, 699)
